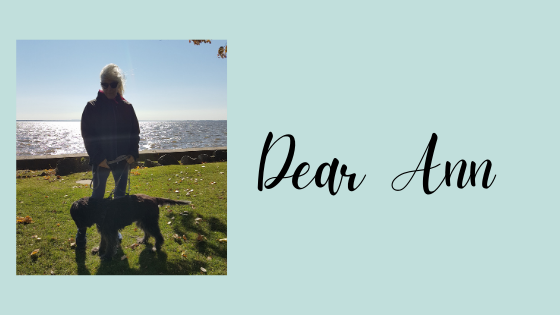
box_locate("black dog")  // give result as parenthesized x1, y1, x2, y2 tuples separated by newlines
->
(70, 194, 190, 261)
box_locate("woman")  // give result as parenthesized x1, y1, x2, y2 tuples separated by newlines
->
(76, 63, 140, 250)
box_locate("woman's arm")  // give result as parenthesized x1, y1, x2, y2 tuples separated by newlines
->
(128, 105, 140, 161)
(81, 103, 105, 166)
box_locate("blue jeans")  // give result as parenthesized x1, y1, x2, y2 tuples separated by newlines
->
(76, 161, 129, 247)
(91, 161, 130, 199)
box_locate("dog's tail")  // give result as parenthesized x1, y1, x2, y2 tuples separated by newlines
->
(155, 197, 191, 206)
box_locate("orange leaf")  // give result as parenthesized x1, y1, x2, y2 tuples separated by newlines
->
(17, 216, 33, 224)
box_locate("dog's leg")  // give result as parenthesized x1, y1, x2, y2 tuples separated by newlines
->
(152, 227, 164, 251)
(142, 219, 164, 252)
(99, 230, 118, 261)
(92, 226, 107, 255)
(136, 221, 150, 244)
(138, 231, 150, 244)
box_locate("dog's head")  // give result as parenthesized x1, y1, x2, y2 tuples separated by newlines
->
(69, 197, 97, 228)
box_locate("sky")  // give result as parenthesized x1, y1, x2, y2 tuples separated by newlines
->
(16, 40, 227, 120)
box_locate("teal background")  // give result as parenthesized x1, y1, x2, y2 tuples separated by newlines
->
(5, 0, 560, 314)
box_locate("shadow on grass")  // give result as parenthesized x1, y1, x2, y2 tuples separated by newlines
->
(171, 215, 227, 259)
(208, 217, 227, 233)
(137, 245, 168, 274)
(95, 246, 135, 275)
(173, 215, 204, 235)
(195, 241, 227, 259)
(76, 243, 218, 275)
(163, 258, 209, 275)
(75, 249, 91, 275)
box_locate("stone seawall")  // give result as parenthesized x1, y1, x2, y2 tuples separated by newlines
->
(16, 147, 227, 170)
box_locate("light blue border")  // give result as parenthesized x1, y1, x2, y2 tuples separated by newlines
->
(7, 1, 560, 314)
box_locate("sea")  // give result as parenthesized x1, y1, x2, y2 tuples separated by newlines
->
(16, 120, 227, 157)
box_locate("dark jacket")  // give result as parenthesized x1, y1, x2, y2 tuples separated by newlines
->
(81, 90, 140, 166)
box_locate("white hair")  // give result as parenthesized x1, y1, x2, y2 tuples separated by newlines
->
(100, 63, 126, 96)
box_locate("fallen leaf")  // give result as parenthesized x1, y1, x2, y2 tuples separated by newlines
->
(17, 216, 33, 224)
(121, 255, 127, 260)
(182, 235, 187, 240)
(200, 267, 207, 273)
(70, 242, 76, 248)
(207, 256, 212, 261)
(30, 249, 40, 256)
(181, 251, 187, 257)
(218, 238, 227, 243)
(130, 243, 139, 250)
(51, 270, 55, 275)
(197, 234, 206, 241)
(167, 221, 172, 225)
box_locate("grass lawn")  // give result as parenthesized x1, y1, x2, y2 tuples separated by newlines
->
(16, 162, 227, 275)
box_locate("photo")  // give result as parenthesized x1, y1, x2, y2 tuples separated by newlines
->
(16, 40, 227, 275)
